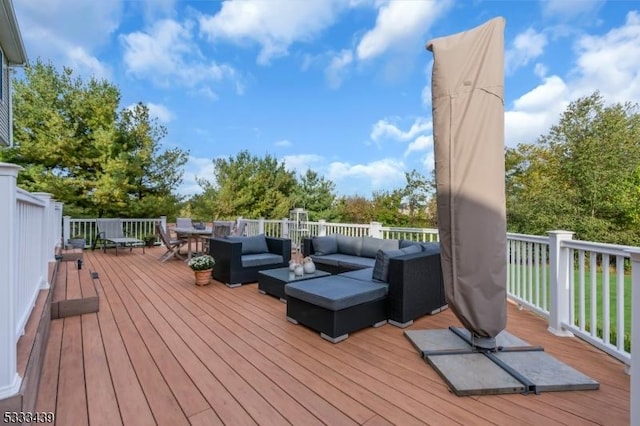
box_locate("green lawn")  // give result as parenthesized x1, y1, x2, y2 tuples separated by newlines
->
(510, 264, 631, 350)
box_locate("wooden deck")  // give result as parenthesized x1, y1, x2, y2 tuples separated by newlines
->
(34, 247, 629, 425)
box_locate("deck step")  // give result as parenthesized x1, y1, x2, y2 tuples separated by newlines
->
(51, 257, 99, 319)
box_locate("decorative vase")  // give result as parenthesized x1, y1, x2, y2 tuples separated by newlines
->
(289, 260, 298, 271)
(194, 269, 212, 286)
(302, 258, 315, 274)
(294, 265, 304, 277)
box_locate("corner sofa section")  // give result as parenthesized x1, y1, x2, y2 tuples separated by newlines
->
(209, 234, 291, 287)
(287, 235, 446, 342)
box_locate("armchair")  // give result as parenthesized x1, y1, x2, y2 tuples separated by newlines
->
(208, 234, 291, 287)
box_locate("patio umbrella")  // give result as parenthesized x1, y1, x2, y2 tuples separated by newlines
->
(426, 17, 507, 349)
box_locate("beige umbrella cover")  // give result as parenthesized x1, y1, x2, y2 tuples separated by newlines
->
(426, 17, 507, 342)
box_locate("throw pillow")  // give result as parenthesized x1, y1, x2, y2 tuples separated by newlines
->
(227, 234, 269, 254)
(312, 235, 338, 255)
(372, 244, 422, 282)
(336, 234, 362, 256)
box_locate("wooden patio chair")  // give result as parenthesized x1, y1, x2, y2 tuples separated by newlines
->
(94, 218, 145, 256)
(156, 223, 187, 262)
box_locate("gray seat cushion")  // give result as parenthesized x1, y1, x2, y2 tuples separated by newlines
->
(339, 268, 384, 283)
(311, 253, 375, 269)
(241, 253, 284, 268)
(285, 276, 388, 311)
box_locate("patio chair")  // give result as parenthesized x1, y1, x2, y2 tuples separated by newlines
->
(231, 220, 247, 236)
(156, 223, 187, 262)
(94, 218, 145, 256)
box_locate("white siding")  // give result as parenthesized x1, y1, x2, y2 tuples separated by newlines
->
(0, 48, 9, 146)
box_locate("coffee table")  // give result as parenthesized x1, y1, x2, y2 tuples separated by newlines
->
(258, 267, 331, 303)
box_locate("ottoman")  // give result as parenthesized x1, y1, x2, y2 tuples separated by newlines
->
(285, 275, 388, 343)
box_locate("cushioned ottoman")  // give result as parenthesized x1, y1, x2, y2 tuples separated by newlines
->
(285, 275, 388, 343)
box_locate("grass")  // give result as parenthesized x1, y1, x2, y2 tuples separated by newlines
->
(509, 263, 632, 351)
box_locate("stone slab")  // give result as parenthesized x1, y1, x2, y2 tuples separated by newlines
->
(404, 328, 599, 396)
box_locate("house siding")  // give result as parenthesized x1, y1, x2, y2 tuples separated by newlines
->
(0, 48, 10, 146)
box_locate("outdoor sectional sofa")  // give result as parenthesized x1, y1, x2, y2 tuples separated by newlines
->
(208, 234, 291, 287)
(285, 235, 446, 342)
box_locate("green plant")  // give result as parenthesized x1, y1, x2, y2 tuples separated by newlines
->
(142, 234, 156, 246)
(188, 255, 215, 271)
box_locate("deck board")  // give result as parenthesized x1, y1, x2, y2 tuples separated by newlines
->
(35, 247, 630, 425)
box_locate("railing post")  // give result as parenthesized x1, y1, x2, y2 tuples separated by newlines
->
(0, 163, 22, 399)
(160, 216, 167, 232)
(547, 230, 575, 337)
(55, 202, 63, 248)
(318, 219, 327, 237)
(258, 217, 265, 235)
(281, 218, 289, 239)
(63, 215, 71, 247)
(369, 221, 383, 238)
(626, 249, 640, 425)
(33, 193, 54, 289)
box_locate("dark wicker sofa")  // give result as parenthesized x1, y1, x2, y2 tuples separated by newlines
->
(209, 234, 291, 287)
(298, 235, 447, 328)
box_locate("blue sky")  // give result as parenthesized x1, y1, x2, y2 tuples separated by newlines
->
(12, 0, 640, 197)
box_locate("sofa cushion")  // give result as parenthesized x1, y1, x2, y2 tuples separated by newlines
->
(312, 235, 338, 255)
(339, 267, 385, 283)
(241, 253, 284, 268)
(360, 237, 399, 258)
(228, 234, 269, 254)
(419, 242, 441, 255)
(336, 235, 362, 256)
(399, 239, 422, 249)
(312, 253, 375, 269)
(372, 244, 422, 282)
(285, 275, 388, 311)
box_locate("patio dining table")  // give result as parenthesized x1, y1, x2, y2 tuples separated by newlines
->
(174, 227, 212, 260)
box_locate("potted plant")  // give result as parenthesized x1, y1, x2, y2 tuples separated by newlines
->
(68, 235, 86, 249)
(188, 254, 216, 286)
(143, 234, 157, 247)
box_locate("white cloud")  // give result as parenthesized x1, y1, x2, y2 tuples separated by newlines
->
(505, 75, 569, 146)
(199, 0, 344, 65)
(275, 139, 292, 147)
(177, 156, 216, 196)
(371, 117, 431, 142)
(570, 11, 640, 104)
(327, 158, 405, 188)
(146, 103, 174, 123)
(14, 0, 119, 78)
(283, 154, 324, 174)
(506, 28, 548, 74)
(404, 135, 433, 157)
(356, 0, 452, 61)
(121, 19, 242, 94)
(325, 49, 354, 89)
(505, 11, 640, 147)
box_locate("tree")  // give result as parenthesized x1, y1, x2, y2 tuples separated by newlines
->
(194, 150, 298, 220)
(4, 60, 187, 218)
(333, 195, 374, 223)
(293, 169, 336, 220)
(402, 169, 433, 227)
(371, 189, 406, 225)
(505, 92, 640, 244)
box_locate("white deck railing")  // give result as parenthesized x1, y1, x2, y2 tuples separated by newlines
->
(0, 163, 62, 399)
(62, 216, 165, 248)
(243, 218, 636, 367)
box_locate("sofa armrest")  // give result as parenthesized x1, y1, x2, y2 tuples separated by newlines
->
(302, 238, 315, 257)
(208, 237, 243, 270)
(266, 237, 292, 262)
(386, 251, 446, 325)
